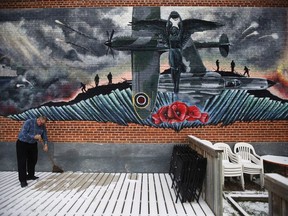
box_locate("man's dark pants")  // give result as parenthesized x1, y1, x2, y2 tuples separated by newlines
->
(16, 140, 38, 182)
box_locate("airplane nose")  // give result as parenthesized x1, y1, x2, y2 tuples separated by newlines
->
(104, 41, 111, 47)
(267, 79, 276, 87)
(105, 30, 114, 48)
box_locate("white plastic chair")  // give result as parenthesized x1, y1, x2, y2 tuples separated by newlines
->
(214, 142, 245, 190)
(234, 142, 264, 188)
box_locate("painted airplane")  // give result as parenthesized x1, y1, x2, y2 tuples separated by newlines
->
(104, 7, 236, 119)
(56, 7, 274, 120)
(128, 10, 274, 106)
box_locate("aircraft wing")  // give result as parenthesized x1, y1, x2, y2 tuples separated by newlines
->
(131, 7, 162, 37)
(130, 7, 162, 119)
(181, 19, 224, 75)
(182, 19, 224, 34)
(182, 37, 207, 75)
(131, 51, 161, 119)
(129, 19, 167, 34)
(181, 19, 224, 44)
(130, 18, 224, 44)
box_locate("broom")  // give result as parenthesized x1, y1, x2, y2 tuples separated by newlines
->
(40, 140, 64, 173)
(47, 151, 64, 173)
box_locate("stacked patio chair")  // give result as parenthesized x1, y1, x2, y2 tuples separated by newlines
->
(214, 142, 245, 190)
(234, 142, 264, 188)
(169, 145, 207, 203)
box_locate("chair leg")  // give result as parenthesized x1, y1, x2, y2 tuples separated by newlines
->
(260, 173, 264, 188)
(240, 173, 245, 190)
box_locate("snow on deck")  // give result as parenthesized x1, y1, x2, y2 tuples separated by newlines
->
(261, 155, 288, 166)
(0, 172, 214, 216)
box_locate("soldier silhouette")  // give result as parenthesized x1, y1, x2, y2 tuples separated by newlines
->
(80, 82, 86, 93)
(107, 72, 112, 85)
(231, 60, 235, 73)
(243, 66, 250, 77)
(215, 59, 219, 72)
(94, 74, 99, 87)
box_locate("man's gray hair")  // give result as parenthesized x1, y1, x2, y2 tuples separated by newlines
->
(38, 116, 48, 122)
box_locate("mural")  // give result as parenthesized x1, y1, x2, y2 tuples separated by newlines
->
(0, 7, 287, 131)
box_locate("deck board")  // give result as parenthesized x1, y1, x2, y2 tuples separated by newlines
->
(0, 172, 214, 216)
(158, 173, 178, 216)
(66, 173, 100, 215)
(76, 173, 107, 215)
(154, 174, 169, 215)
(148, 173, 158, 215)
(0, 172, 50, 215)
(140, 173, 149, 216)
(102, 173, 126, 216)
(122, 176, 136, 215)
(130, 173, 142, 216)
(56, 172, 95, 215)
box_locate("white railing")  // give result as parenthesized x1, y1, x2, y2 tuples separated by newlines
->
(265, 173, 288, 216)
(187, 135, 223, 216)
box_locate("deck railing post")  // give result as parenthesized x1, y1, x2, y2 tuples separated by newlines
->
(265, 173, 288, 216)
(187, 135, 223, 216)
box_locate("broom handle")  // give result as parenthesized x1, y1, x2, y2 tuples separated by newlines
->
(38, 140, 56, 166)
(46, 151, 56, 166)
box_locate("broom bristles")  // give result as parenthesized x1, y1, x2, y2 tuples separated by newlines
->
(52, 165, 64, 173)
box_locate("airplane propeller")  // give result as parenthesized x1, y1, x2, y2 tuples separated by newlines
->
(105, 30, 115, 58)
(219, 34, 230, 57)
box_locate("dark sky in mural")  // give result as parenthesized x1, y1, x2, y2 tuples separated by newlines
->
(180, 8, 287, 68)
(0, 7, 287, 116)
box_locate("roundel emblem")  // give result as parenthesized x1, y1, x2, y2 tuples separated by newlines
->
(134, 92, 149, 108)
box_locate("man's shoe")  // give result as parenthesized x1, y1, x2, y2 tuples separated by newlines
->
(27, 176, 39, 180)
(20, 182, 28, 188)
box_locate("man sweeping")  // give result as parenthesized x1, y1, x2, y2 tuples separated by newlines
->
(16, 116, 49, 188)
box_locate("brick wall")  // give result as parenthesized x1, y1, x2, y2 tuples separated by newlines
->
(0, 0, 287, 144)
(1, 116, 287, 143)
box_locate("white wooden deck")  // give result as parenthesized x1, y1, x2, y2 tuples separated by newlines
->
(0, 172, 214, 216)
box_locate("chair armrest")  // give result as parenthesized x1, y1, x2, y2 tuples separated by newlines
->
(254, 152, 261, 159)
(251, 154, 261, 165)
(228, 151, 242, 164)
